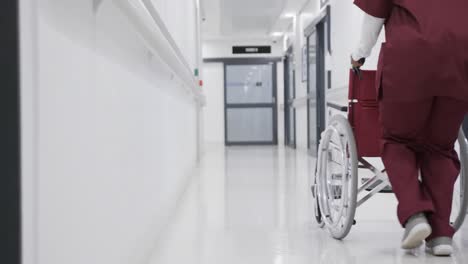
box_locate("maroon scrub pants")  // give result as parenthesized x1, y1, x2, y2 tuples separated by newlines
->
(380, 97, 468, 240)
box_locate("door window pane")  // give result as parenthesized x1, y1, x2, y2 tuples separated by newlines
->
(227, 108, 273, 142)
(226, 64, 273, 104)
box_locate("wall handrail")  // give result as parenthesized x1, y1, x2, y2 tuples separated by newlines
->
(115, 0, 206, 105)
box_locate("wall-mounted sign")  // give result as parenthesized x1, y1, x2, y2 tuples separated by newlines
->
(320, 0, 330, 8)
(232, 46, 272, 54)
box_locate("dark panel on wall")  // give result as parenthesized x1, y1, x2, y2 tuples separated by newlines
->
(232, 46, 271, 54)
(0, 1, 22, 264)
(204, 57, 281, 63)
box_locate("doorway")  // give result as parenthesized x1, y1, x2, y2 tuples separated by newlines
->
(306, 7, 330, 155)
(284, 47, 296, 148)
(224, 59, 278, 145)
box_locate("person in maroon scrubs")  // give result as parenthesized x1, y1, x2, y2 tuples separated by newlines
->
(351, 0, 468, 256)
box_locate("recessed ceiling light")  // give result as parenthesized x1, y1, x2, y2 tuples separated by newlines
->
(271, 32, 283, 37)
(282, 13, 296, 18)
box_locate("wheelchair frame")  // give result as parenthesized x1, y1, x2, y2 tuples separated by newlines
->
(311, 93, 468, 240)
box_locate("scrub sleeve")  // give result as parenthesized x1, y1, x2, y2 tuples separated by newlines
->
(354, 0, 392, 100)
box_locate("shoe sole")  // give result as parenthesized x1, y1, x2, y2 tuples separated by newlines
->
(401, 223, 432, 249)
(426, 245, 453, 256)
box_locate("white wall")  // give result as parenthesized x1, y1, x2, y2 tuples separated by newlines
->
(20, 1, 202, 264)
(203, 62, 225, 144)
(151, 0, 199, 68)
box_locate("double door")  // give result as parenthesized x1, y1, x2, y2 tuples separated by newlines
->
(224, 60, 278, 145)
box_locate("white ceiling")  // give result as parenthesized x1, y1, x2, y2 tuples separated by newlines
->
(202, 0, 313, 40)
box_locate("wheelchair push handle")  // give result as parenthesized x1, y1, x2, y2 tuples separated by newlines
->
(352, 58, 366, 80)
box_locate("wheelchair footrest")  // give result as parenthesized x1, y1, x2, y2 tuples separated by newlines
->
(361, 178, 393, 193)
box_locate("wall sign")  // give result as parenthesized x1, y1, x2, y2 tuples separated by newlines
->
(232, 46, 272, 54)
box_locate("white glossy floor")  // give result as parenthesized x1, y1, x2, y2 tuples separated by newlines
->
(150, 145, 468, 264)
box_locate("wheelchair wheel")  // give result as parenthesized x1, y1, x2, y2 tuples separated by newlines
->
(316, 115, 358, 240)
(451, 129, 468, 231)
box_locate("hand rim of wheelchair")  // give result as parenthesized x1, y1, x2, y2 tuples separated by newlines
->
(312, 114, 468, 240)
(311, 180, 325, 228)
(315, 115, 358, 239)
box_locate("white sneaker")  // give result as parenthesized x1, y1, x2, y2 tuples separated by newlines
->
(401, 213, 432, 250)
(426, 237, 453, 256)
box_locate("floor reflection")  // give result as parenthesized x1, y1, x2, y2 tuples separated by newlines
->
(150, 145, 468, 264)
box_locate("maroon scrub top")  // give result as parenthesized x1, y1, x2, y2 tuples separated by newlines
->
(354, 0, 468, 102)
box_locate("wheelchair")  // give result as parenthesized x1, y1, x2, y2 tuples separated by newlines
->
(311, 70, 468, 240)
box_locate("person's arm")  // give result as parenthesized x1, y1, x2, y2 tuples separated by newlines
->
(351, 13, 385, 67)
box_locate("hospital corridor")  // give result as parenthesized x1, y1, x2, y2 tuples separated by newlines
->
(2, 0, 468, 264)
